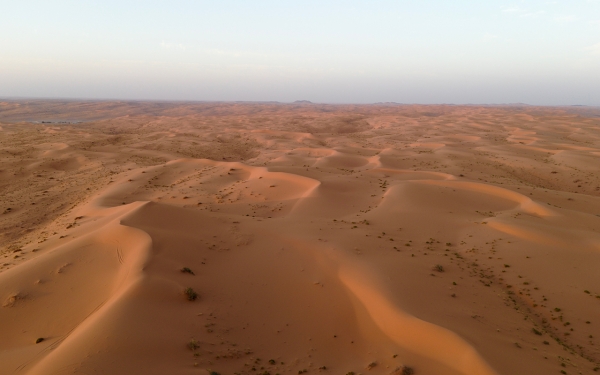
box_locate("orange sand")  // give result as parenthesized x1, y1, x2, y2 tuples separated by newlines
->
(1, 101, 600, 375)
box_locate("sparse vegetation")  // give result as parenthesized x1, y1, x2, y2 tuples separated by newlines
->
(181, 267, 195, 275)
(3, 101, 600, 375)
(184, 287, 198, 301)
(188, 338, 200, 350)
(392, 366, 415, 375)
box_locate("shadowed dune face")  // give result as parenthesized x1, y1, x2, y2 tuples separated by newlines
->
(1, 101, 600, 375)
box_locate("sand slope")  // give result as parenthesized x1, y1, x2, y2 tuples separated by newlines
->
(1, 101, 600, 375)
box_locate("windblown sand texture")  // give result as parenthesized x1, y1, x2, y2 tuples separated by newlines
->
(1, 100, 600, 375)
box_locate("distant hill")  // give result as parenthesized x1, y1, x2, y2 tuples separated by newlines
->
(293, 100, 313, 104)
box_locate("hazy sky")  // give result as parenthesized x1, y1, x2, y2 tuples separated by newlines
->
(1, 0, 599, 104)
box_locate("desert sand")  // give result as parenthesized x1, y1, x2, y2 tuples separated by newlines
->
(1, 100, 600, 375)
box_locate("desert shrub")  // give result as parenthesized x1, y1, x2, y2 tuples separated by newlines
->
(184, 287, 198, 301)
(188, 338, 200, 350)
(181, 267, 195, 275)
(391, 367, 414, 375)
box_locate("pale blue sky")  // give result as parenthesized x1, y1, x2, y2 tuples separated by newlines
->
(1, 0, 599, 104)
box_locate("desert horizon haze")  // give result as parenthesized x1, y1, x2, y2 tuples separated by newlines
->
(1, 1, 600, 104)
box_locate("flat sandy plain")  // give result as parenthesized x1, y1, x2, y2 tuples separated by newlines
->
(1, 100, 600, 375)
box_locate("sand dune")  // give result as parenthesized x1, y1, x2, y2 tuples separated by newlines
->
(1, 101, 600, 375)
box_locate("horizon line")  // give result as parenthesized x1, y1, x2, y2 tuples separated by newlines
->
(0, 96, 597, 108)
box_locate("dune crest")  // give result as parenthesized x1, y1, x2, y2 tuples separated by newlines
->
(339, 265, 498, 375)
